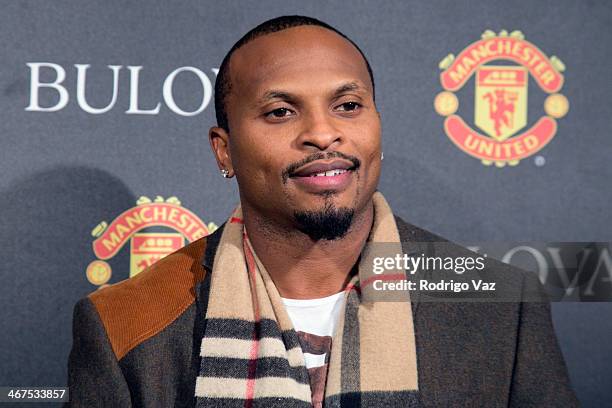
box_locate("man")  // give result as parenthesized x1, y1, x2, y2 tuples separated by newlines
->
(67, 15, 578, 407)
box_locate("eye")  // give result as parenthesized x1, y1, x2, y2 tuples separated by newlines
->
(265, 107, 294, 119)
(335, 101, 362, 112)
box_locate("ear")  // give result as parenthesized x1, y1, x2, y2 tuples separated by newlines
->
(208, 126, 234, 177)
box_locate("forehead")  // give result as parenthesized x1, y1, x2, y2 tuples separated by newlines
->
(228, 26, 372, 103)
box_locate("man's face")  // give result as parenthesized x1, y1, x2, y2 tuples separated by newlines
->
(212, 26, 381, 234)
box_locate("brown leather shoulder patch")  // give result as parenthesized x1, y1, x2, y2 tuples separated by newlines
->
(88, 236, 207, 360)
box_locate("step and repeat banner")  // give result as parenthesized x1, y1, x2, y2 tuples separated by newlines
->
(1, 1, 610, 406)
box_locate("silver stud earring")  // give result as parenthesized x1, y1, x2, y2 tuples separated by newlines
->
(221, 169, 230, 178)
(381, 152, 384, 161)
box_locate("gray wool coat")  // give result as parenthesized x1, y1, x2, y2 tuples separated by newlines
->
(66, 216, 579, 407)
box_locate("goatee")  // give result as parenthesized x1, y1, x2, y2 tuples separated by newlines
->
(293, 201, 354, 241)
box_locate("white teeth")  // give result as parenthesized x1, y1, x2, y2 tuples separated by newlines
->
(311, 169, 347, 177)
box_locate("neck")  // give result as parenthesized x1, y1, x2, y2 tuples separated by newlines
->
(243, 200, 374, 299)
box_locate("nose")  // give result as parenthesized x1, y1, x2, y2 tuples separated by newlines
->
(295, 109, 343, 151)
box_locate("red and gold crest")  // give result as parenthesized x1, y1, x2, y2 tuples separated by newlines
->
(85, 195, 217, 289)
(434, 30, 569, 167)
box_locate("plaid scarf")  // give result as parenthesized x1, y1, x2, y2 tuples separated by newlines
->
(195, 192, 420, 407)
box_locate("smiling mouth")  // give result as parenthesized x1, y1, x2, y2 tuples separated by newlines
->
(289, 158, 358, 178)
(287, 159, 358, 193)
(290, 167, 357, 180)
(300, 168, 351, 177)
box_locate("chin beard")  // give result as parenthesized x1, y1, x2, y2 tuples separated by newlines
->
(293, 201, 355, 241)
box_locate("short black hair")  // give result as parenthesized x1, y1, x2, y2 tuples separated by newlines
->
(214, 15, 376, 132)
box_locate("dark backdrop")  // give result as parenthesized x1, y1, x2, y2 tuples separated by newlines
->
(1, 1, 610, 406)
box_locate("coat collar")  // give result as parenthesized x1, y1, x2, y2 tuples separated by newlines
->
(200, 222, 225, 272)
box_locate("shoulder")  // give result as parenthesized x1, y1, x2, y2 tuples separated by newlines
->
(394, 215, 448, 242)
(393, 214, 538, 297)
(86, 236, 209, 360)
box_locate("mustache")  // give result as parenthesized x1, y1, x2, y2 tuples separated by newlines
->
(281, 151, 361, 183)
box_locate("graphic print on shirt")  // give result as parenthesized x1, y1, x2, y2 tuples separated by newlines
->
(282, 290, 345, 407)
(296, 331, 332, 408)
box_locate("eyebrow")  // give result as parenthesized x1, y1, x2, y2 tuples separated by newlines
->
(254, 81, 366, 106)
(333, 81, 362, 95)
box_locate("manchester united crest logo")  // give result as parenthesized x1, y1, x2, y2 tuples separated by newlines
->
(434, 30, 569, 167)
(85, 195, 217, 289)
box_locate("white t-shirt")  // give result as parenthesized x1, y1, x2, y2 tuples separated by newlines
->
(281, 291, 346, 369)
